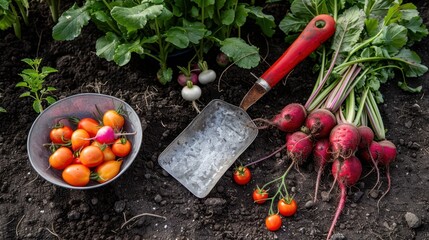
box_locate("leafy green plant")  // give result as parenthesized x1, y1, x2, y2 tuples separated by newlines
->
(52, 0, 276, 84)
(0, 0, 29, 39)
(0, 107, 6, 113)
(16, 58, 58, 113)
(44, 0, 61, 22)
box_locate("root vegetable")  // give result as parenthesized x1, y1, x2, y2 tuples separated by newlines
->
(329, 123, 361, 160)
(286, 131, 313, 165)
(377, 140, 397, 208)
(357, 125, 374, 150)
(305, 109, 336, 139)
(254, 103, 307, 133)
(327, 156, 362, 240)
(313, 138, 331, 203)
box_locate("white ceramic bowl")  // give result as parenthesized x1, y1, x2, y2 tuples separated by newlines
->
(27, 93, 143, 189)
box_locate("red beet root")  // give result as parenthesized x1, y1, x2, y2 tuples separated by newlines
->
(305, 108, 336, 139)
(286, 131, 313, 165)
(313, 138, 331, 203)
(327, 156, 362, 240)
(329, 123, 361, 160)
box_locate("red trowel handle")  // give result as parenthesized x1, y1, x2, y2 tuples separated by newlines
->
(261, 14, 336, 88)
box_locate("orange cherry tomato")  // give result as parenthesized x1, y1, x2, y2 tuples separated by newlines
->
(103, 110, 125, 131)
(278, 198, 298, 217)
(49, 125, 73, 144)
(93, 160, 123, 183)
(77, 117, 100, 138)
(111, 138, 132, 157)
(71, 129, 90, 151)
(252, 188, 269, 204)
(79, 145, 104, 168)
(265, 214, 282, 232)
(233, 166, 251, 185)
(62, 164, 91, 187)
(91, 141, 116, 161)
(49, 147, 74, 170)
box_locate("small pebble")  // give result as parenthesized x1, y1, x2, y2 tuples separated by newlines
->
(404, 212, 421, 229)
(291, 187, 296, 193)
(353, 191, 364, 203)
(154, 194, 162, 203)
(91, 198, 98, 205)
(399, 139, 405, 146)
(369, 190, 379, 199)
(114, 200, 126, 213)
(304, 200, 314, 209)
(411, 142, 420, 150)
(321, 191, 331, 202)
(330, 233, 346, 240)
(67, 210, 81, 220)
(405, 120, 412, 128)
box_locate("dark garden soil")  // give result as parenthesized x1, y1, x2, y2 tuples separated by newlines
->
(1, 1, 429, 240)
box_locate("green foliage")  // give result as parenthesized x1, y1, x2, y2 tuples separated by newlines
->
(0, 107, 6, 113)
(0, 0, 29, 39)
(15, 58, 58, 113)
(52, 0, 277, 84)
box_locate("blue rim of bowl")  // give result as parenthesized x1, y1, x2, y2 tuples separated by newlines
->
(27, 93, 143, 189)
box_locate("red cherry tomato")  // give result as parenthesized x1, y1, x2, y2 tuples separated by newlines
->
(79, 145, 104, 168)
(233, 166, 251, 185)
(93, 160, 123, 183)
(278, 198, 298, 217)
(49, 147, 74, 170)
(49, 125, 73, 144)
(265, 214, 282, 231)
(103, 110, 125, 131)
(62, 164, 91, 187)
(252, 188, 269, 204)
(71, 129, 90, 151)
(111, 138, 132, 157)
(77, 117, 100, 138)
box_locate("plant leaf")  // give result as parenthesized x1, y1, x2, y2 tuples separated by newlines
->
(373, 24, 408, 55)
(33, 100, 42, 113)
(113, 40, 144, 66)
(96, 32, 120, 61)
(52, 3, 91, 41)
(331, 6, 366, 54)
(279, 14, 307, 36)
(398, 81, 422, 93)
(394, 48, 428, 77)
(45, 96, 57, 105)
(221, 9, 235, 26)
(111, 4, 163, 32)
(247, 6, 276, 37)
(0, 107, 6, 113)
(220, 38, 260, 69)
(19, 91, 31, 97)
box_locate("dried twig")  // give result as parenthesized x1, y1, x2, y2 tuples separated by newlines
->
(45, 222, 61, 240)
(121, 213, 166, 229)
(15, 214, 25, 238)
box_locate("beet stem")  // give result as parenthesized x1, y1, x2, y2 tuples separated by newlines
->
(245, 145, 286, 167)
(326, 183, 346, 240)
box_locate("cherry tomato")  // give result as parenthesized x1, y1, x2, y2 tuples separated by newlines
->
(265, 214, 282, 232)
(233, 166, 251, 185)
(71, 129, 90, 151)
(91, 141, 116, 161)
(72, 157, 81, 164)
(252, 188, 269, 204)
(93, 160, 123, 183)
(49, 125, 73, 144)
(62, 164, 91, 187)
(278, 198, 298, 217)
(111, 138, 132, 157)
(49, 147, 74, 170)
(103, 110, 125, 131)
(79, 145, 104, 168)
(77, 117, 100, 138)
